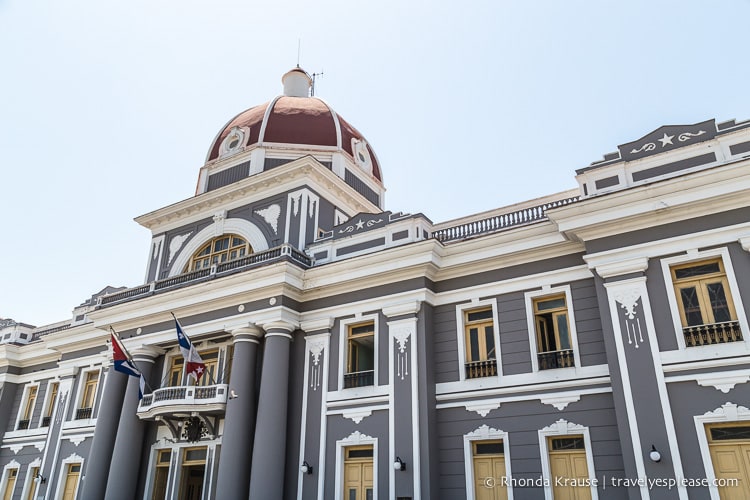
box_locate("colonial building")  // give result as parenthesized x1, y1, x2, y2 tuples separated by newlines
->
(1, 68, 749, 500)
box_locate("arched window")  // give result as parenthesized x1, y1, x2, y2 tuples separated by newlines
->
(187, 234, 253, 272)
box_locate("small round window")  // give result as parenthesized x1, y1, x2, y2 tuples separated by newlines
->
(221, 127, 245, 157)
(351, 139, 372, 173)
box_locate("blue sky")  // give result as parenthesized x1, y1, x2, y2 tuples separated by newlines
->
(2, 0, 749, 326)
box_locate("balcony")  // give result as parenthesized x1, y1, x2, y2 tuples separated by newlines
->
(16, 419, 30, 430)
(465, 359, 497, 379)
(344, 370, 374, 389)
(98, 244, 313, 308)
(537, 349, 575, 370)
(41, 416, 51, 427)
(137, 384, 228, 420)
(683, 321, 743, 347)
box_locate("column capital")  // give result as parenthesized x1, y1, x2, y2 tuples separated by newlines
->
(231, 324, 264, 344)
(129, 345, 165, 362)
(231, 324, 264, 340)
(382, 301, 421, 318)
(587, 256, 649, 279)
(300, 317, 334, 333)
(261, 320, 297, 334)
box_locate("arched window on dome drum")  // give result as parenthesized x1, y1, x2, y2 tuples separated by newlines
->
(186, 234, 253, 272)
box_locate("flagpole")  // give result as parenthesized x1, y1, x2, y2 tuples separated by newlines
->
(170, 313, 218, 386)
(109, 327, 155, 394)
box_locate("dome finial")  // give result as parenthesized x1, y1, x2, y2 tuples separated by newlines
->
(282, 67, 312, 97)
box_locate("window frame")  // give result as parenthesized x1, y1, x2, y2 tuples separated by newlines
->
(538, 419, 598, 500)
(0, 461, 20, 500)
(19, 458, 41, 500)
(335, 432, 378, 500)
(185, 234, 253, 273)
(463, 425, 512, 500)
(525, 285, 581, 373)
(40, 381, 60, 428)
(660, 248, 749, 352)
(52, 453, 84, 500)
(693, 402, 750, 500)
(455, 299, 502, 382)
(74, 368, 102, 421)
(14, 383, 39, 431)
(338, 315, 379, 392)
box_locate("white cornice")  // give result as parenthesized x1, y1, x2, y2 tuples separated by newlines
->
(549, 158, 750, 242)
(87, 261, 305, 330)
(135, 158, 379, 233)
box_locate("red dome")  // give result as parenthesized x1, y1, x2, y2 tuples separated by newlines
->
(206, 93, 382, 181)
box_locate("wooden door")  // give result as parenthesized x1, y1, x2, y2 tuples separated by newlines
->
(62, 464, 81, 500)
(708, 424, 750, 499)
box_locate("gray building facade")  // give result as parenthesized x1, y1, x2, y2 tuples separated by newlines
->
(1, 68, 749, 499)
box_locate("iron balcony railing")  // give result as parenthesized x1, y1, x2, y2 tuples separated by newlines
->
(683, 321, 743, 347)
(16, 419, 30, 430)
(465, 359, 498, 379)
(433, 196, 579, 243)
(137, 384, 228, 419)
(99, 244, 312, 307)
(41, 416, 52, 427)
(75, 407, 93, 420)
(537, 349, 575, 370)
(343, 370, 375, 389)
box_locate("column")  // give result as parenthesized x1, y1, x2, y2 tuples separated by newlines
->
(248, 321, 295, 499)
(596, 259, 686, 500)
(79, 364, 127, 500)
(104, 345, 163, 500)
(215, 325, 263, 500)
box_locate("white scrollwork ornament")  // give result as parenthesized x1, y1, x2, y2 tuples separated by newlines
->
(612, 286, 646, 349)
(391, 324, 413, 380)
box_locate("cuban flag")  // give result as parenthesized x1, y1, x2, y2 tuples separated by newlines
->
(111, 333, 146, 399)
(175, 319, 206, 382)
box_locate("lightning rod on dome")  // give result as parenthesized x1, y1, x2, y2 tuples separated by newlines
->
(311, 70, 323, 96)
(297, 38, 301, 67)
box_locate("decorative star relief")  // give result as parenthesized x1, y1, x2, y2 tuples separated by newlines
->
(658, 133, 674, 147)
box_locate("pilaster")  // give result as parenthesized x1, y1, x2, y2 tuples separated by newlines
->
(385, 301, 421, 500)
(297, 317, 333, 500)
(599, 266, 687, 500)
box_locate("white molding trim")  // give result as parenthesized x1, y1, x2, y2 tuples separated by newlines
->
(465, 402, 501, 417)
(168, 218, 270, 277)
(539, 394, 581, 411)
(454, 298, 503, 382)
(694, 402, 750, 500)
(335, 432, 377, 500)
(436, 367, 609, 399)
(463, 425, 513, 500)
(659, 247, 750, 351)
(524, 285, 582, 372)
(437, 387, 610, 411)
(695, 374, 750, 393)
(538, 419, 598, 500)
(342, 409, 372, 424)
